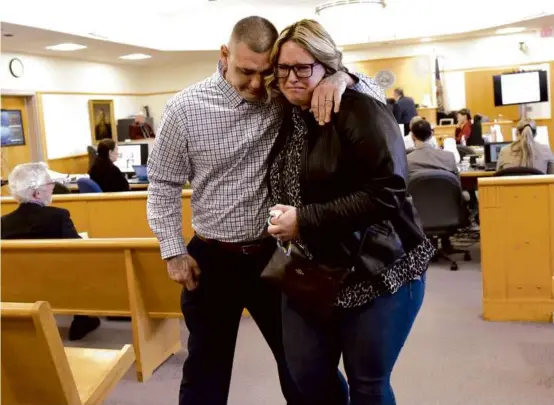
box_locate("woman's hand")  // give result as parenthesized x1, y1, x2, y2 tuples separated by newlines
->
(268, 204, 299, 242)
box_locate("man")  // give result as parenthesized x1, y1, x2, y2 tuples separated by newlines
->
(1, 162, 100, 340)
(407, 119, 458, 177)
(403, 116, 437, 151)
(393, 87, 418, 135)
(128, 113, 155, 140)
(147, 16, 384, 405)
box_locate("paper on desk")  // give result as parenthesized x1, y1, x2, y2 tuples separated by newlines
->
(47, 169, 69, 182)
(536, 126, 549, 147)
(78, 232, 89, 239)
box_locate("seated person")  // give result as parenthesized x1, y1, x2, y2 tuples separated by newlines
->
(129, 113, 155, 140)
(455, 108, 472, 144)
(403, 116, 438, 151)
(88, 139, 130, 192)
(407, 121, 464, 251)
(466, 113, 484, 146)
(407, 120, 458, 177)
(497, 119, 554, 174)
(1, 162, 100, 340)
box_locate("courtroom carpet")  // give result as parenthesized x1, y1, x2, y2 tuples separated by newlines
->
(59, 245, 554, 405)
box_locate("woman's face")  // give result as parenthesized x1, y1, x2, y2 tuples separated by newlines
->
(109, 145, 119, 162)
(457, 113, 467, 124)
(277, 41, 326, 108)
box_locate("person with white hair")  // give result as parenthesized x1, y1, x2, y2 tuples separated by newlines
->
(1, 162, 101, 340)
(129, 112, 155, 140)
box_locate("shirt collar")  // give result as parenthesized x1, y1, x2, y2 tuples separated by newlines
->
(415, 141, 434, 150)
(215, 61, 245, 108)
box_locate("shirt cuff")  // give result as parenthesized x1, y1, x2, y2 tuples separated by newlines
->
(160, 236, 188, 260)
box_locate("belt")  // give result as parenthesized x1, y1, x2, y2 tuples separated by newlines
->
(195, 234, 272, 255)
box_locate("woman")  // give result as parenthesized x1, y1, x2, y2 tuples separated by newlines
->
(497, 119, 554, 173)
(466, 113, 484, 146)
(455, 108, 472, 144)
(265, 20, 435, 405)
(89, 139, 130, 192)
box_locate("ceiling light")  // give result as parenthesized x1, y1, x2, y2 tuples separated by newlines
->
(316, 0, 389, 42)
(496, 27, 526, 35)
(45, 43, 87, 51)
(420, 37, 433, 43)
(119, 53, 152, 60)
(316, 0, 387, 15)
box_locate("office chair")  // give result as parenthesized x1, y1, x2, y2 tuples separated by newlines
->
(53, 182, 71, 194)
(457, 145, 476, 160)
(494, 167, 543, 177)
(87, 145, 97, 172)
(77, 178, 102, 193)
(408, 170, 471, 271)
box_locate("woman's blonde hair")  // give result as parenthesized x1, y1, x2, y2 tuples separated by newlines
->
(265, 19, 346, 100)
(512, 118, 537, 167)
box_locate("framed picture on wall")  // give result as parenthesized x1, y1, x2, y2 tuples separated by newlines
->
(88, 100, 117, 144)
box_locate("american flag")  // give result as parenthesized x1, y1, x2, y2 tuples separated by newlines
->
(435, 57, 445, 113)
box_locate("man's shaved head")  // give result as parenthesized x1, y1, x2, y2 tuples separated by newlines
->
(221, 16, 278, 102)
(230, 16, 278, 53)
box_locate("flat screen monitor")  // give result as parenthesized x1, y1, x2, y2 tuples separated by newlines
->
(493, 71, 549, 106)
(114, 143, 149, 173)
(484, 142, 511, 164)
(1, 109, 25, 147)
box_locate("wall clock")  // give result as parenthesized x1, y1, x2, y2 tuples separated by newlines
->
(9, 58, 24, 78)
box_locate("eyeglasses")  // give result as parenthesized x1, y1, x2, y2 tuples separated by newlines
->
(32, 181, 55, 190)
(275, 63, 320, 79)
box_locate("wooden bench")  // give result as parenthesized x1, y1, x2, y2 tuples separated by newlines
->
(0, 190, 193, 239)
(478, 175, 554, 322)
(1, 238, 182, 382)
(1, 301, 135, 405)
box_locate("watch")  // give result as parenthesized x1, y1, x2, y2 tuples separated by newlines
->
(9, 58, 24, 78)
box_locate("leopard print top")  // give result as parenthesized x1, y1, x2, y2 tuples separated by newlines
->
(269, 107, 435, 308)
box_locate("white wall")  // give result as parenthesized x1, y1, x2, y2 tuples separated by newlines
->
(41, 94, 143, 159)
(1, 52, 143, 93)
(138, 55, 219, 93)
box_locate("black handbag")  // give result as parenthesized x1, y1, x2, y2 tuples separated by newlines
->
(261, 242, 352, 322)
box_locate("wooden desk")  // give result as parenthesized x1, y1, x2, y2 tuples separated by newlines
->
(417, 107, 437, 126)
(432, 120, 514, 147)
(66, 182, 149, 192)
(478, 175, 554, 323)
(460, 170, 495, 178)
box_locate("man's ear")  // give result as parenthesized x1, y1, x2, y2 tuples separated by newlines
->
(220, 44, 230, 68)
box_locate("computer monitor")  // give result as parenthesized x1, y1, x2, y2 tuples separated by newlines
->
(114, 143, 148, 173)
(484, 142, 511, 164)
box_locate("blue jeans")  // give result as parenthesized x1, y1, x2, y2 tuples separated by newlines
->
(282, 275, 426, 405)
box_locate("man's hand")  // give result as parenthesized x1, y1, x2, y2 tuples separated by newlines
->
(311, 71, 355, 126)
(268, 204, 299, 242)
(166, 254, 201, 291)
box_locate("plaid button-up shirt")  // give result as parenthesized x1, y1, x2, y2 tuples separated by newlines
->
(147, 63, 384, 259)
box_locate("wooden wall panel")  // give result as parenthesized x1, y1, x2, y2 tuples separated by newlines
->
(478, 175, 554, 323)
(47, 154, 89, 174)
(1, 96, 32, 178)
(464, 69, 520, 122)
(352, 56, 432, 104)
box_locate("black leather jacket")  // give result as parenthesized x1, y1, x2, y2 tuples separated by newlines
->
(269, 90, 426, 279)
